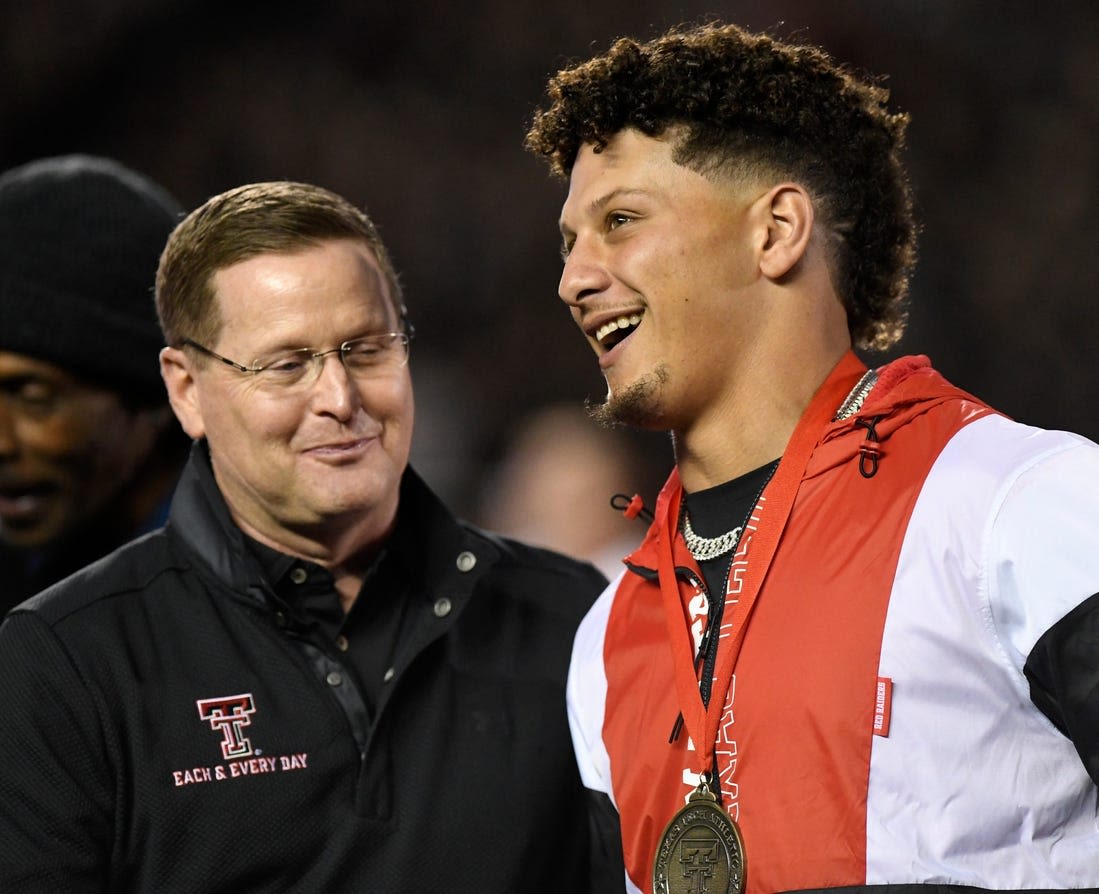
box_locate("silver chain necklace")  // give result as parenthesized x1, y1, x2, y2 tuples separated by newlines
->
(682, 514, 743, 562)
(679, 370, 878, 565)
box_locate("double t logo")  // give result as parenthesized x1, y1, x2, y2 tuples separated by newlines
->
(196, 693, 256, 760)
(679, 839, 720, 894)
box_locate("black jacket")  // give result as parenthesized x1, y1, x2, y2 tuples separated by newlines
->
(0, 446, 611, 892)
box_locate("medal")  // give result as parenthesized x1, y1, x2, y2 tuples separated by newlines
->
(653, 776, 745, 894)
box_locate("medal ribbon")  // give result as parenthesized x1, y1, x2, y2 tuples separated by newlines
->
(656, 352, 866, 775)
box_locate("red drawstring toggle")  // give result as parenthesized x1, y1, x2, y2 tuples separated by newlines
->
(624, 494, 646, 519)
(859, 441, 881, 478)
(610, 492, 654, 523)
(856, 415, 883, 479)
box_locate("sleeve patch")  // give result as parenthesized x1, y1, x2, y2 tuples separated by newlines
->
(873, 676, 893, 737)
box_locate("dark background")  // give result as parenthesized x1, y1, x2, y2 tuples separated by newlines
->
(4, 0, 1097, 521)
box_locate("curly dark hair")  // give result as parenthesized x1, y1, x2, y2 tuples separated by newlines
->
(524, 22, 916, 351)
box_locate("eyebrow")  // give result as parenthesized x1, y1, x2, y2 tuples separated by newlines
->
(559, 187, 654, 238)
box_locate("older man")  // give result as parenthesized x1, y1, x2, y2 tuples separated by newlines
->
(0, 181, 608, 892)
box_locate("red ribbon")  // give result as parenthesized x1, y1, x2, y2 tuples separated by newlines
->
(656, 351, 866, 774)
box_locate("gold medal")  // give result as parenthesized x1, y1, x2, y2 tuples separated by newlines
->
(653, 778, 746, 894)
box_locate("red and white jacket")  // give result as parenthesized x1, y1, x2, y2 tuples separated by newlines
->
(569, 353, 1099, 893)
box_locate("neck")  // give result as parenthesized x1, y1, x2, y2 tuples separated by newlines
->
(331, 560, 372, 613)
(673, 341, 850, 493)
(237, 507, 395, 613)
(672, 254, 853, 491)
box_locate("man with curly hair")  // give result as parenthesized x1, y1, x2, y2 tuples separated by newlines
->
(526, 21, 1099, 894)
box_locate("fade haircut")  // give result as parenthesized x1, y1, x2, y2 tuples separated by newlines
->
(156, 181, 404, 350)
(524, 22, 916, 351)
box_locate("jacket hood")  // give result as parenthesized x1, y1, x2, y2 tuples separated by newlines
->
(808, 353, 995, 480)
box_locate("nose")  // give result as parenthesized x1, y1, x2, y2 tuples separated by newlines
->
(308, 352, 360, 421)
(558, 235, 611, 309)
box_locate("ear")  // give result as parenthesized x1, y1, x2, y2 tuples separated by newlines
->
(159, 346, 206, 440)
(757, 183, 815, 280)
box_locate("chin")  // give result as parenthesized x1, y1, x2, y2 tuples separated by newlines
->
(588, 366, 669, 430)
(0, 507, 66, 551)
(0, 527, 54, 551)
(318, 473, 400, 516)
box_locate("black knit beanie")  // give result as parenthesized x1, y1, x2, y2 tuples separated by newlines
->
(0, 154, 183, 403)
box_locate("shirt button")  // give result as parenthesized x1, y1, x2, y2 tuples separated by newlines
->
(455, 551, 476, 572)
(433, 597, 452, 618)
(290, 567, 308, 584)
(335, 635, 349, 652)
(326, 671, 343, 687)
(383, 667, 395, 683)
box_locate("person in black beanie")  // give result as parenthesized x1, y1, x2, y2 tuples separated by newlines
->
(0, 154, 189, 611)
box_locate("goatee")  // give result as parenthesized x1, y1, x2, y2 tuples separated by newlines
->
(586, 365, 669, 430)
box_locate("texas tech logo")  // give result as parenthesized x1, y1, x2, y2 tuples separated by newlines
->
(196, 693, 256, 760)
(172, 692, 308, 788)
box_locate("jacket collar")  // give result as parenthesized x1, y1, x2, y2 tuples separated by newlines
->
(625, 353, 992, 571)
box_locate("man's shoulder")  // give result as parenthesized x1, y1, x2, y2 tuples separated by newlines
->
(13, 527, 184, 627)
(458, 523, 608, 604)
(936, 412, 1099, 478)
(864, 358, 1099, 475)
(469, 523, 605, 577)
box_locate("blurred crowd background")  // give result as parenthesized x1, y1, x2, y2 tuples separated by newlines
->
(3, 1, 1097, 571)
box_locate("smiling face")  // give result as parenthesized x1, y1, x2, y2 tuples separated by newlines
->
(160, 238, 414, 555)
(558, 129, 765, 434)
(0, 352, 165, 549)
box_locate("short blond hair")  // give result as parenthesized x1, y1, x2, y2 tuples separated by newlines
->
(156, 181, 404, 348)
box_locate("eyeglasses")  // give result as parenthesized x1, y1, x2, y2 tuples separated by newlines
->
(180, 332, 412, 393)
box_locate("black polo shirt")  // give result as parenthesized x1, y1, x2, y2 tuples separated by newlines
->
(245, 522, 418, 719)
